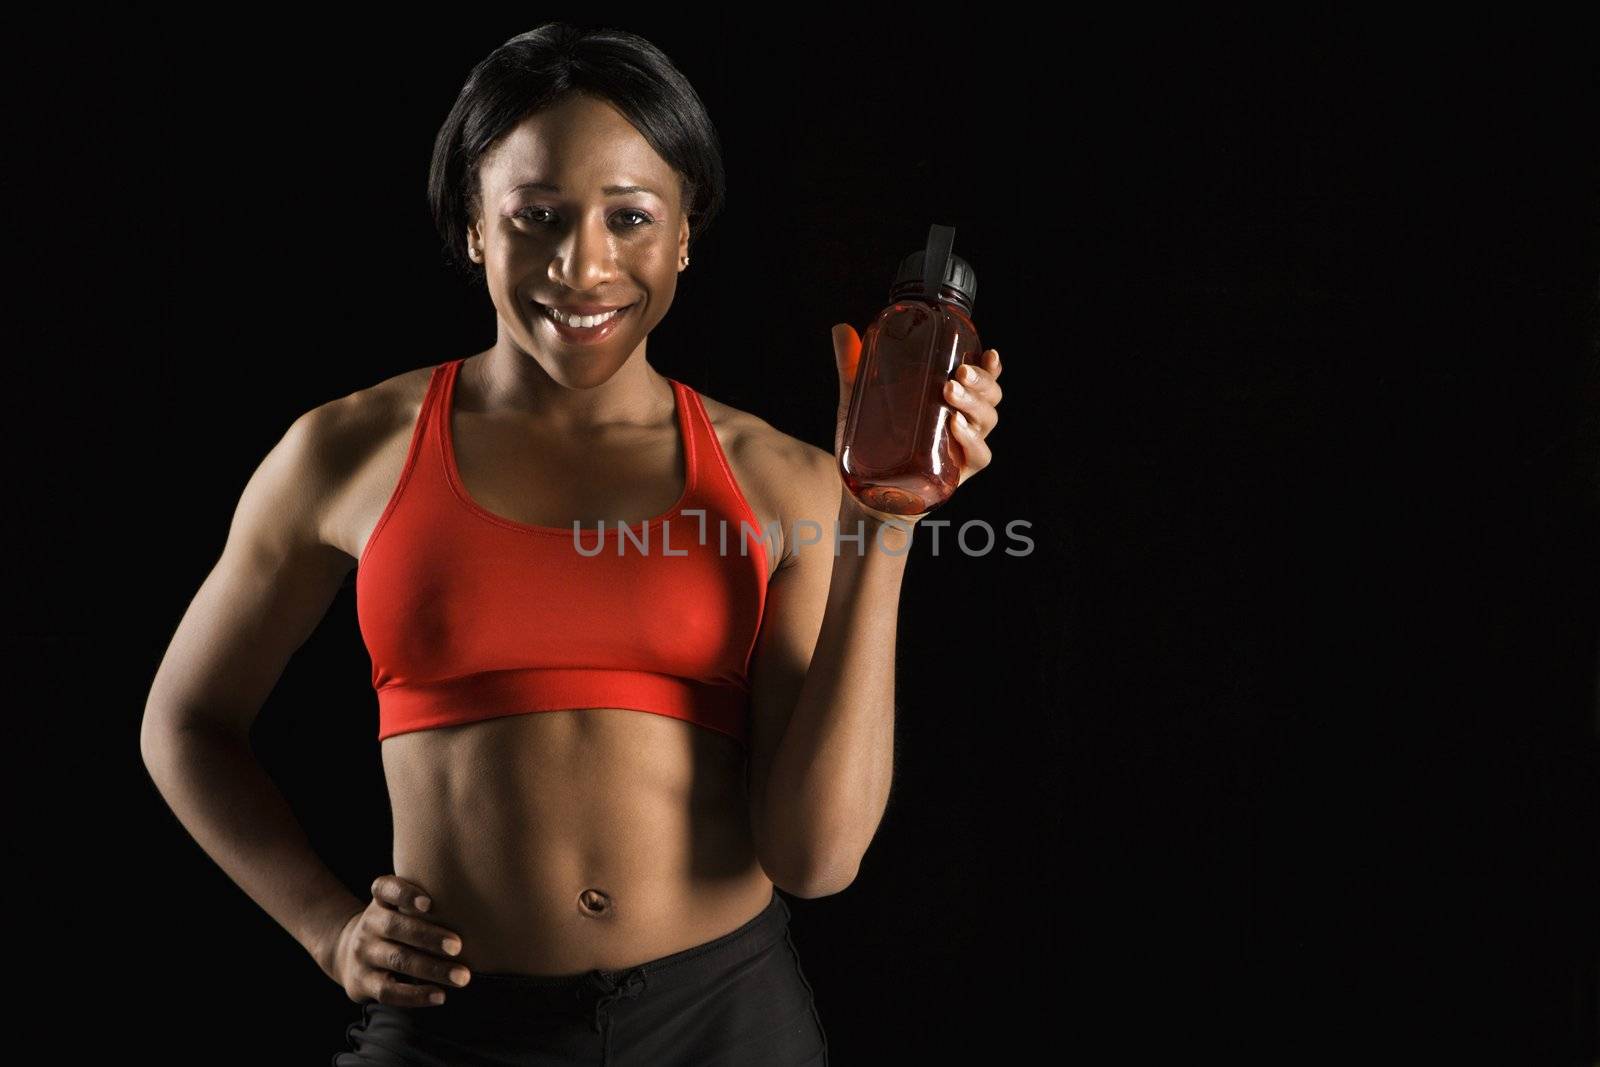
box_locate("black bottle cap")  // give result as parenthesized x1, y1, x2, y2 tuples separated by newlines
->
(892, 223, 977, 309)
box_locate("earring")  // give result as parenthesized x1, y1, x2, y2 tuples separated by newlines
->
(681, 255, 689, 267)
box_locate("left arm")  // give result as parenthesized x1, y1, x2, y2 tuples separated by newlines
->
(746, 460, 912, 899)
(746, 334, 1003, 898)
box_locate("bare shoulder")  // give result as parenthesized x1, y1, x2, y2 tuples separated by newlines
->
(277, 361, 441, 561)
(300, 361, 435, 462)
(693, 388, 839, 569)
(145, 362, 442, 735)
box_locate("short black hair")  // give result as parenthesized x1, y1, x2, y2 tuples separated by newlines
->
(427, 23, 726, 283)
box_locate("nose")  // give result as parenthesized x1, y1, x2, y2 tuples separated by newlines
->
(547, 212, 621, 291)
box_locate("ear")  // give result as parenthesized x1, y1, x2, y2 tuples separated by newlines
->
(678, 215, 691, 268)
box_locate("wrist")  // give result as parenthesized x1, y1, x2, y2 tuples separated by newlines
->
(839, 485, 923, 530)
(837, 489, 918, 561)
(303, 893, 364, 977)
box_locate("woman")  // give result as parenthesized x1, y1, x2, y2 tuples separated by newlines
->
(139, 23, 1002, 1066)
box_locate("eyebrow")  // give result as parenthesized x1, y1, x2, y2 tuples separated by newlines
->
(509, 180, 662, 197)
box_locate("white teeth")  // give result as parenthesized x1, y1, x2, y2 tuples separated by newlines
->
(541, 304, 626, 328)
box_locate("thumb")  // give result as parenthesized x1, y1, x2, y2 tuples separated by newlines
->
(832, 323, 862, 387)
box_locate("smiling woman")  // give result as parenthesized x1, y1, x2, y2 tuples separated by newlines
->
(446, 89, 695, 385)
(139, 10, 1008, 1062)
(136, 20, 850, 1067)
(331, 25, 833, 1064)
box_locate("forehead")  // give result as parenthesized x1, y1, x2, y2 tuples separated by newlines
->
(479, 94, 674, 195)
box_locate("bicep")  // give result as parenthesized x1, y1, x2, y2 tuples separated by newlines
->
(142, 409, 354, 743)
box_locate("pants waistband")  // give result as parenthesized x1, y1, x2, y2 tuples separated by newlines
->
(434, 889, 789, 1021)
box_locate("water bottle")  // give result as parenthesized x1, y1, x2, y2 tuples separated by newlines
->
(839, 223, 982, 516)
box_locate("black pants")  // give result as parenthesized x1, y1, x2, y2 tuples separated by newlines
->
(331, 889, 828, 1066)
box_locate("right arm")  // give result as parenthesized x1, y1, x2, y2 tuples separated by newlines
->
(138, 398, 468, 1004)
(142, 388, 473, 1004)
(137, 398, 470, 1011)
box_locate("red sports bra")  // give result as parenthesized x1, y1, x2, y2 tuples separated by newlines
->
(355, 358, 770, 749)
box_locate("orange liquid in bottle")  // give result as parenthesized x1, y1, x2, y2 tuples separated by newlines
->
(839, 225, 981, 516)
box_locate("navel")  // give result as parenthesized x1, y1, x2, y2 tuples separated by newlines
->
(578, 887, 613, 916)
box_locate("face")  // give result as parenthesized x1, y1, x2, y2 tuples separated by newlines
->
(466, 92, 690, 384)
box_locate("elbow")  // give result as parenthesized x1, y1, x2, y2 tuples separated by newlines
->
(140, 700, 192, 772)
(750, 799, 865, 898)
(141, 701, 245, 763)
(765, 852, 860, 900)
(139, 704, 171, 772)
(138, 703, 218, 775)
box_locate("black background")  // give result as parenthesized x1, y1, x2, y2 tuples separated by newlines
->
(9, 12, 1598, 1064)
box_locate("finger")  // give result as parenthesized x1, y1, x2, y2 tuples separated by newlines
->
(951, 361, 1003, 406)
(942, 379, 999, 437)
(832, 323, 863, 388)
(987, 348, 1002, 379)
(379, 907, 465, 958)
(369, 970, 453, 1008)
(364, 936, 473, 990)
(372, 875, 433, 913)
(950, 409, 994, 473)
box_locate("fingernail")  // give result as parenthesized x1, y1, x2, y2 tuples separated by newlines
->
(430, 992, 446, 1004)
(963, 365, 978, 383)
(950, 380, 966, 398)
(442, 938, 461, 956)
(956, 411, 970, 430)
(450, 967, 471, 986)
(415, 896, 431, 911)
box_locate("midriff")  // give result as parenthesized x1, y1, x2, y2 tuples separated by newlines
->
(381, 702, 772, 976)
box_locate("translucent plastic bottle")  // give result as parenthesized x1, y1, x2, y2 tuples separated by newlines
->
(839, 223, 982, 516)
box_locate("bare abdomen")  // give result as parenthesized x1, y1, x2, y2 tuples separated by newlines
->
(380, 706, 773, 975)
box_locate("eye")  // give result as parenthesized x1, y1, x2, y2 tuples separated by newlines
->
(513, 207, 655, 228)
(514, 206, 556, 224)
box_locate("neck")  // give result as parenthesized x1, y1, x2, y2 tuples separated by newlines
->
(469, 338, 673, 433)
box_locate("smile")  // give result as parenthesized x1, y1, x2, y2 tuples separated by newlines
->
(532, 301, 637, 345)
(540, 304, 629, 327)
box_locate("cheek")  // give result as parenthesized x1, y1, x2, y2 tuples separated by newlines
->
(636, 236, 679, 269)
(649, 249, 683, 286)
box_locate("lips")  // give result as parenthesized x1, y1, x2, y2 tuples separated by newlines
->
(542, 302, 630, 315)
(533, 299, 636, 344)
(541, 305, 626, 326)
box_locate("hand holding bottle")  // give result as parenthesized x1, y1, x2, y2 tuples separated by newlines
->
(835, 224, 1001, 521)
(936, 344, 1002, 491)
(831, 322, 1002, 526)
